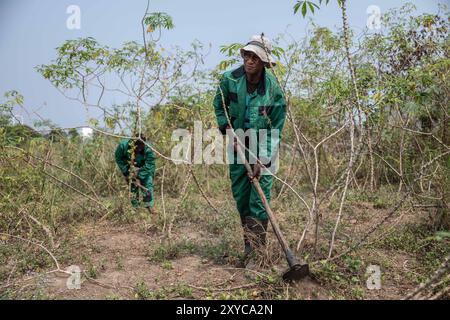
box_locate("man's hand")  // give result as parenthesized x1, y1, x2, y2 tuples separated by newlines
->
(130, 166, 140, 175)
(249, 163, 262, 181)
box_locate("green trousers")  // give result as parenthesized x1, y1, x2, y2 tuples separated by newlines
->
(229, 164, 273, 220)
(130, 176, 154, 208)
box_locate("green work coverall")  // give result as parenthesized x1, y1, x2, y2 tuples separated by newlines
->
(213, 65, 287, 221)
(115, 139, 156, 208)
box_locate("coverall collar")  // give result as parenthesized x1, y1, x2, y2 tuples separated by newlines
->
(231, 65, 266, 96)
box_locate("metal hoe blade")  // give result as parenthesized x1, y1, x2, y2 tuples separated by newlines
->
(282, 263, 310, 282)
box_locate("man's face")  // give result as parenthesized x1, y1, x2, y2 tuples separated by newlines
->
(243, 50, 264, 76)
(135, 142, 145, 153)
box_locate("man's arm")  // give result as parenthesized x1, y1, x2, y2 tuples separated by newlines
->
(115, 142, 130, 177)
(213, 75, 231, 135)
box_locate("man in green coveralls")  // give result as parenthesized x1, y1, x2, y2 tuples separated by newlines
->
(213, 34, 287, 266)
(115, 135, 156, 212)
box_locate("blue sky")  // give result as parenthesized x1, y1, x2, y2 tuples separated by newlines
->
(0, 0, 445, 128)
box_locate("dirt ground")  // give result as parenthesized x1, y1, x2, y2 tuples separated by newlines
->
(1, 194, 448, 300)
(37, 221, 324, 300)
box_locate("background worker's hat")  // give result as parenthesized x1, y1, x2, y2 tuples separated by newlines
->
(240, 34, 276, 67)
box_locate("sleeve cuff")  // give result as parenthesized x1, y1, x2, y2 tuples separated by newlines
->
(219, 123, 228, 135)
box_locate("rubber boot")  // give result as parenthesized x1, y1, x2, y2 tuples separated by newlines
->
(241, 217, 268, 277)
(241, 216, 253, 257)
(245, 217, 268, 253)
(131, 198, 140, 208)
